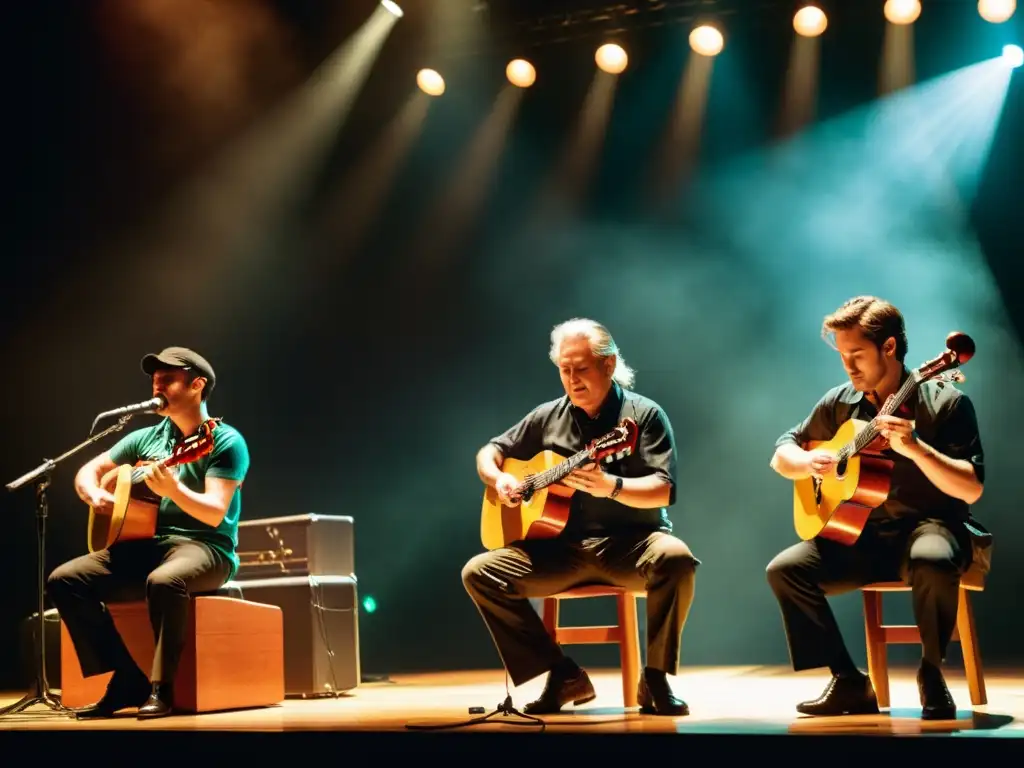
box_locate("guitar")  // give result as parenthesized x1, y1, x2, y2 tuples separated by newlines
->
(480, 418, 639, 550)
(792, 331, 975, 545)
(86, 419, 220, 553)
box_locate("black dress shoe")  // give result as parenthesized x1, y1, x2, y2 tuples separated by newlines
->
(75, 669, 151, 720)
(137, 683, 174, 719)
(918, 663, 957, 720)
(796, 672, 880, 716)
(522, 664, 596, 715)
(638, 668, 688, 716)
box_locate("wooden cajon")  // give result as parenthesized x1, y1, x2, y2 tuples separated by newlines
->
(60, 596, 285, 712)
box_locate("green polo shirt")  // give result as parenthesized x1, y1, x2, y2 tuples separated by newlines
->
(107, 417, 250, 579)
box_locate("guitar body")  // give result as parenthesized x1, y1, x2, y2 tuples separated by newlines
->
(481, 451, 575, 550)
(87, 462, 160, 554)
(789, 330, 975, 546)
(793, 418, 894, 545)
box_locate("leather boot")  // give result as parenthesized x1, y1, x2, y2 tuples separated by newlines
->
(796, 672, 880, 716)
(918, 662, 957, 720)
(137, 683, 174, 719)
(637, 667, 688, 716)
(74, 667, 151, 720)
(522, 660, 596, 715)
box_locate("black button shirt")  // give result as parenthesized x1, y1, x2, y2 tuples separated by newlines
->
(776, 370, 985, 524)
(490, 383, 677, 537)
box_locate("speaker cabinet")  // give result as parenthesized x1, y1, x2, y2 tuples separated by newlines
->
(226, 574, 360, 697)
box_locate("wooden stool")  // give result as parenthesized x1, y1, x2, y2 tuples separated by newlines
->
(861, 573, 986, 709)
(541, 585, 645, 708)
(60, 595, 285, 712)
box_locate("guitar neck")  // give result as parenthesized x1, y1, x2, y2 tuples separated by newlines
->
(128, 457, 172, 485)
(125, 421, 218, 486)
(526, 449, 592, 491)
(839, 374, 919, 460)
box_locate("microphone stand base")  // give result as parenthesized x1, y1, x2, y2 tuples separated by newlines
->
(0, 471, 74, 719)
(2, 422, 135, 721)
(0, 684, 68, 717)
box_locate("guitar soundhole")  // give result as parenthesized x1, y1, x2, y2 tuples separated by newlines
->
(835, 457, 848, 480)
(132, 483, 161, 506)
(520, 476, 535, 503)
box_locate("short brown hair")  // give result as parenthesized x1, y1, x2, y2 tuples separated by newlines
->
(822, 296, 907, 362)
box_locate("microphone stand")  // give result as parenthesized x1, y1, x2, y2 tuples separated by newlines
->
(0, 414, 136, 718)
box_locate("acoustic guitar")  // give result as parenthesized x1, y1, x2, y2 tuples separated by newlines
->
(480, 418, 639, 550)
(86, 418, 220, 553)
(792, 332, 975, 545)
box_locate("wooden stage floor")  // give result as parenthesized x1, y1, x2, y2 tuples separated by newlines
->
(2, 665, 1022, 756)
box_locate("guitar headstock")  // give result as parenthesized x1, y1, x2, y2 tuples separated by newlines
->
(166, 418, 220, 468)
(588, 418, 639, 464)
(914, 331, 975, 384)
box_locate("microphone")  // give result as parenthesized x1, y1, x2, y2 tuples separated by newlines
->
(90, 394, 167, 434)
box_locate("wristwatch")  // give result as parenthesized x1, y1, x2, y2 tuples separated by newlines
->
(609, 476, 623, 500)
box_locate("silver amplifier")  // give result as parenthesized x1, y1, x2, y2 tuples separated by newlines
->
(235, 513, 354, 579)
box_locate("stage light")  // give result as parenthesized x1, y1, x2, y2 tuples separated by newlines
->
(1004, 44, 1024, 67)
(884, 0, 921, 25)
(362, 595, 377, 613)
(506, 58, 536, 87)
(979, 0, 1016, 23)
(416, 68, 445, 96)
(794, 5, 828, 37)
(595, 43, 628, 74)
(380, 0, 403, 17)
(689, 25, 725, 56)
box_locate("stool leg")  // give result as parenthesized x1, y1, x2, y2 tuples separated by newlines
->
(957, 589, 987, 706)
(542, 598, 559, 641)
(617, 594, 640, 708)
(862, 591, 890, 709)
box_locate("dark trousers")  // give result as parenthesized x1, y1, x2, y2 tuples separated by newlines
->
(462, 531, 698, 687)
(766, 518, 971, 672)
(47, 537, 232, 684)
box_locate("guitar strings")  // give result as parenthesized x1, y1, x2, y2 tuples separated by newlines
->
(524, 397, 640, 489)
(840, 372, 919, 461)
(126, 421, 219, 485)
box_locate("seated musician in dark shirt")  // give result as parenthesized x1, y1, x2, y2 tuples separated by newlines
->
(462, 318, 698, 716)
(766, 296, 988, 721)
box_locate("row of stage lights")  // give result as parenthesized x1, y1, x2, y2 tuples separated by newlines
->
(381, 0, 1021, 96)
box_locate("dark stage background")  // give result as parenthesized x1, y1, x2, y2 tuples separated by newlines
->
(2, 0, 1022, 690)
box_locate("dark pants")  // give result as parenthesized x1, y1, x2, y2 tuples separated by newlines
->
(47, 537, 232, 685)
(766, 518, 971, 672)
(462, 531, 698, 687)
